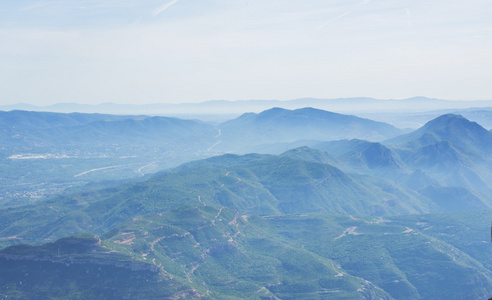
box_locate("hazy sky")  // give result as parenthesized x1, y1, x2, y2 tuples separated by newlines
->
(1, 0, 491, 105)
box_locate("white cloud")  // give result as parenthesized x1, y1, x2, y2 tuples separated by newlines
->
(152, 0, 180, 17)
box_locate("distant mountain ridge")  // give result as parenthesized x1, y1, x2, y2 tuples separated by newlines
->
(0, 110, 128, 129)
(0, 110, 217, 147)
(3, 96, 492, 116)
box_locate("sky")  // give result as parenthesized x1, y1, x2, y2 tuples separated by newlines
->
(1, 0, 491, 105)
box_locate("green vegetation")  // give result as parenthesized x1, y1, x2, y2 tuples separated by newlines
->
(0, 152, 438, 249)
(3, 206, 492, 299)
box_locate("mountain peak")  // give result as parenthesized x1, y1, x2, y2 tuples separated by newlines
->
(388, 114, 492, 148)
(421, 113, 468, 129)
(256, 107, 341, 120)
(419, 114, 491, 144)
(217, 107, 402, 152)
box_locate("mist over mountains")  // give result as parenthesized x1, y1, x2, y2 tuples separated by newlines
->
(3, 97, 492, 122)
(2, 105, 492, 299)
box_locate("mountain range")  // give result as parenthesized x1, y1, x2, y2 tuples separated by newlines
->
(0, 107, 405, 207)
(2, 107, 492, 298)
(3, 97, 492, 116)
